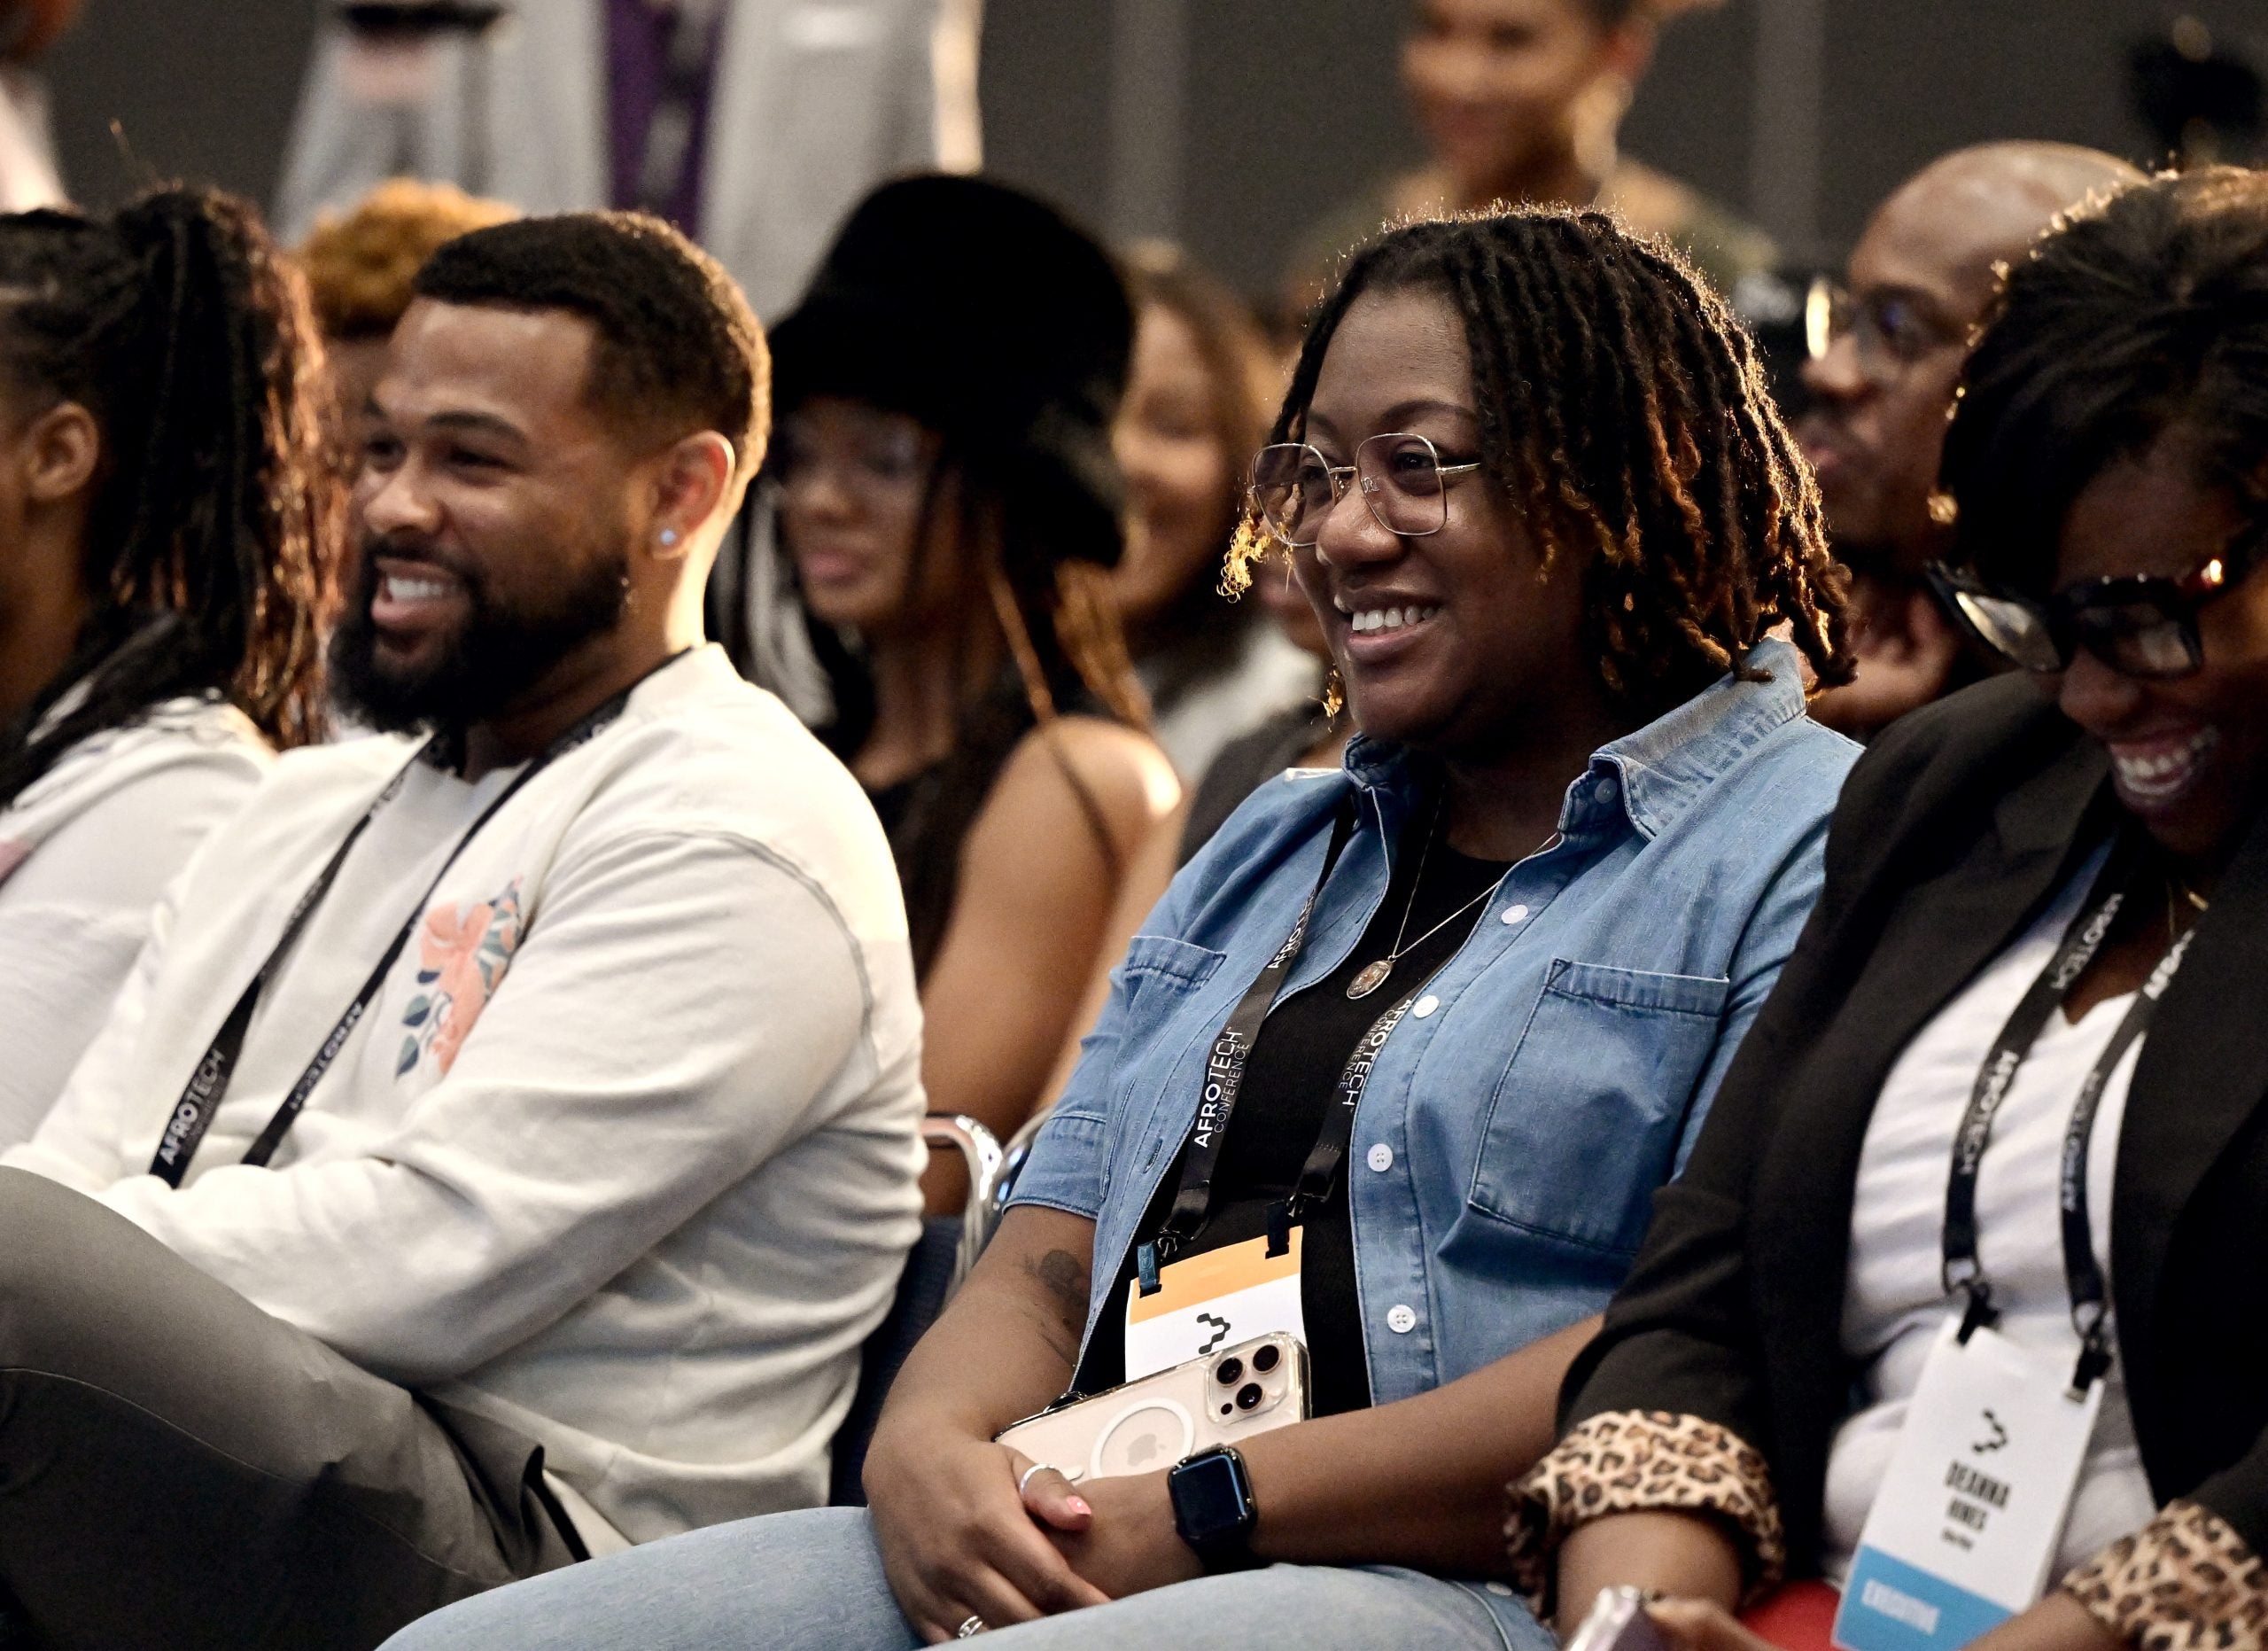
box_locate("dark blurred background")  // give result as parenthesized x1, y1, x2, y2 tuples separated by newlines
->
(41, 0, 2268, 296)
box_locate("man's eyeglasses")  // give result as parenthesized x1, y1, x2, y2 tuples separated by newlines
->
(1806, 277, 1969, 384)
(1929, 523, 2268, 680)
(1249, 432, 1483, 549)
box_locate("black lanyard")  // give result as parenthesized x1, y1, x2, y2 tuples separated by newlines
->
(1138, 797, 1475, 1293)
(1940, 834, 2194, 1391)
(149, 680, 649, 1187)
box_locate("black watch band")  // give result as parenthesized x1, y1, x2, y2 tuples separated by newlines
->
(1168, 1445, 1258, 1571)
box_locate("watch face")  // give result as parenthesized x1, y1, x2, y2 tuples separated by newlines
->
(1173, 1451, 1252, 1545)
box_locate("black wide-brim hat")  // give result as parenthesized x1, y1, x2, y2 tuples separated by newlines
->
(768, 174, 1135, 567)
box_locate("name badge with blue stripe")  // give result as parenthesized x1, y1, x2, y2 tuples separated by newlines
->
(1832, 1317, 2102, 1651)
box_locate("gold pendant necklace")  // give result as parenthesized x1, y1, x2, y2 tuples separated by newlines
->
(1348, 798, 1443, 1001)
(2166, 871, 2210, 942)
(1345, 800, 1542, 1000)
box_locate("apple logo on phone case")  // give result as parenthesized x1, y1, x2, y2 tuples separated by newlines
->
(1094, 1398, 1195, 1479)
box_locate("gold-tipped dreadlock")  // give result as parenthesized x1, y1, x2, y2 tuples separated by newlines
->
(1232, 206, 1852, 725)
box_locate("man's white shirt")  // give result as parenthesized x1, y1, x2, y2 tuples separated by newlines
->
(5, 646, 927, 1546)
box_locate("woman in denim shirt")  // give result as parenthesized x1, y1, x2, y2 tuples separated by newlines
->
(384, 211, 1857, 1651)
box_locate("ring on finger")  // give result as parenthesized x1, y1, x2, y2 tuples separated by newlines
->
(956, 1614, 989, 1638)
(1015, 1461, 1059, 1498)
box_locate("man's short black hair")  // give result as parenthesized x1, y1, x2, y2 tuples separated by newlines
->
(415, 210, 769, 476)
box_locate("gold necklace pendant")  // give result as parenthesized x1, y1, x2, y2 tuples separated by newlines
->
(1347, 959, 1394, 1000)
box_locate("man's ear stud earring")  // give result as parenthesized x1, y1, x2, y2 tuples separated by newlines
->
(659, 528, 680, 547)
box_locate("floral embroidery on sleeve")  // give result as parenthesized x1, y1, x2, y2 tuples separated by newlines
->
(2062, 1499, 2268, 1651)
(399, 878, 524, 1078)
(1504, 1409, 1786, 1611)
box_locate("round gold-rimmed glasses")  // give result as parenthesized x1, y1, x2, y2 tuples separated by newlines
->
(1249, 432, 1483, 548)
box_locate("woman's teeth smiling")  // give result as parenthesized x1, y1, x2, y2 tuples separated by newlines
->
(2109, 728, 2219, 806)
(1345, 604, 1440, 635)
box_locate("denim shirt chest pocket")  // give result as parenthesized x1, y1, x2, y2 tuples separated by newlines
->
(1465, 958, 1730, 1258)
(1100, 934, 1230, 1198)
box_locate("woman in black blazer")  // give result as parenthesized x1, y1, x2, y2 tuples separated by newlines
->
(1514, 168, 2268, 1651)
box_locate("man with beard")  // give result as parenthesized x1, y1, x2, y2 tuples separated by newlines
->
(0, 212, 926, 1648)
(1802, 142, 2143, 739)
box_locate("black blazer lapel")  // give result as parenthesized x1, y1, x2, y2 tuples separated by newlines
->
(1752, 734, 2115, 1565)
(1810, 734, 2115, 1144)
(2114, 800, 2268, 1488)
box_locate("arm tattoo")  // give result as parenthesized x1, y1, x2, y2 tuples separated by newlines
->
(1021, 1248, 1091, 1366)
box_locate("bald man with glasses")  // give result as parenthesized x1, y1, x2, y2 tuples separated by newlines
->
(1800, 142, 2143, 740)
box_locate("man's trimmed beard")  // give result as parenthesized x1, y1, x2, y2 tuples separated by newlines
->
(330, 536, 632, 741)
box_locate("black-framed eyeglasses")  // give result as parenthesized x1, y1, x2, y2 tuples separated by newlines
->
(1805, 276, 1969, 384)
(1249, 432, 1484, 549)
(1929, 522, 2268, 680)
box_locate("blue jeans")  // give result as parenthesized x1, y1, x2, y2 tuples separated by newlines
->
(378, 1506, 1542, 1650)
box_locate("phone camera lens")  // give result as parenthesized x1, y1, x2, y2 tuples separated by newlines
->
(1251, 1343, 1280, 1374)
(1214, 1357, 1244, 1386)
(1235, 1382, 1263, 1411)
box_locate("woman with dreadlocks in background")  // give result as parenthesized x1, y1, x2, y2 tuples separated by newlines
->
(764, 175, 1179, 1214)
(384, 204, 1854, 1651)
(0, 185, 338, 1150)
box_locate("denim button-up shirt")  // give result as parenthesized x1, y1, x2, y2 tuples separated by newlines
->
(1008, 639, 1855, 1624)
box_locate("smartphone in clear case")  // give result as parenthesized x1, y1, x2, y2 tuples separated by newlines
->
(994, 1333, 1309, 1482)
(1565, 1586, 1674, 1651)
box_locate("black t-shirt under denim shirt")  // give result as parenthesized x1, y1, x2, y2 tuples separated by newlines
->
(1081, 816, 1511, 1418)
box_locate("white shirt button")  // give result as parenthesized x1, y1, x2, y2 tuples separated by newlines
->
(1500, 902, 1531, 925)
(1411, 994, 1440, 1018)
(1366, 1142, 1394, 1172)
(1386, 1304, 1418, 1334)
(1486, 1582, 1515, 1598)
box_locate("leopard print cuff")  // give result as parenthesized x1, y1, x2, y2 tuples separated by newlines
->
(1503, 1409, 1787, 1612)
(2061, 1500, 2268, 1651)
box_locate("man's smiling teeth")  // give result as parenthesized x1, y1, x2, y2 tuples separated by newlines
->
(1346, 604, 1440, 635)
(2109, 728, 2218, 803)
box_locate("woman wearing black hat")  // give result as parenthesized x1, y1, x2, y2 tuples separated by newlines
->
(766, 175, 1178, 1207)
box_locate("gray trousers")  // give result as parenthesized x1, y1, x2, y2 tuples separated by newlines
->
(0, 1168, 576, 1650)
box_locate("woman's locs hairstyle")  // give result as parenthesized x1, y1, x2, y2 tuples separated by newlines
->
(1944, 166, 2268, 599)
(1232, 207, 1852, 720)
(0, 184, 341, 811)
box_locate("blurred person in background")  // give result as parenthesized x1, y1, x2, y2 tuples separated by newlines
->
(0, 0, 71, 210)
(1178, 555, 1345, 862)
(276, 0, 981, 326)
(298, 176, 518, 456)
(771, 175, 1178, 1212)
(1006, 247, 1317, 1126)
(1112, 243, 1312, 783)
(0, 185, 339, 1150)
(1285, 0, 1774, 315)
(1801, 143, 2142, 741)
(1031, 533, 1349, 1127)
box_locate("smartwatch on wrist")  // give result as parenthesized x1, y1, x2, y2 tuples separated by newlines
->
(1168, 1445, 1258, 1571)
